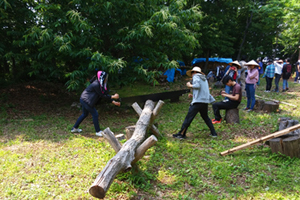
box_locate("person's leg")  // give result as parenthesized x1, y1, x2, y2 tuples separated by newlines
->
(282, 79, 286, 90)
(212, 102, 224, 121)
(269, 77, 273, 91)
(73, 99, 89, 129)
(198, 103, 217, 136)
(249, 84, 256, 110)
(286, 79, 289, 89)
(265, 77, 269, 91)
(177, 104, 199, 136)
(246, 83, 251, 109)
(274, 74, 280, 92)
(294, 71, 299, 82)
(79, 99, 101, 132)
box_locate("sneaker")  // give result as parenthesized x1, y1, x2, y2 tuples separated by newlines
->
(243, 107, 249, 110)
(210, 134, 217, 138)
(172, 132, 186, 139)
(247, 109, 253, 112)
(96, 131, 104, 137)
(71, 127, 82, 133)
(212, 119, 222, 124)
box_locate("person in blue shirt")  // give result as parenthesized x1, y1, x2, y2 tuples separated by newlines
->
(263, 59, 275, 92)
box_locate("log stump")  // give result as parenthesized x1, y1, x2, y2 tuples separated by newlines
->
(225, 108, 239, 124)
(269, 136, 300, 158)
(254, 100, 265, 110)
(263, 101, 279, 113)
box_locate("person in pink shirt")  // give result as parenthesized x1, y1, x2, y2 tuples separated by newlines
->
(244, 60, 259, 112)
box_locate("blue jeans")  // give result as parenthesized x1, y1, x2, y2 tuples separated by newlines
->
(282, 79, 289, 90)
(224, 85, 232, 100)
(274, 73, 281, 92)
(73, 99, 100, 132)
(295, 71, 299, 82)
(246, 83, 255, 110)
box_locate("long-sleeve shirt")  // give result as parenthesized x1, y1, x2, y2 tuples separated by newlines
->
(246, 68, 259, 84)
(264, 64, 275, 78)
(274, 62, 283, 75)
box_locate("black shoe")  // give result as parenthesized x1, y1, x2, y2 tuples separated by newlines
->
(173, 132, 186, 139)
(209, 134, 217, 138)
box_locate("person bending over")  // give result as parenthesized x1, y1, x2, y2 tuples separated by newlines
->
(212, 75, 242, 124)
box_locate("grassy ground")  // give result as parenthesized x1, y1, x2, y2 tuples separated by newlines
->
(1, 77, 300, 200)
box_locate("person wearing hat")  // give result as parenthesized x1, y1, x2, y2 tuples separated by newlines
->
(263, 59, 275, 92)
(244, 60, 259, 112)
(223, 60, 241, 100)
(273, 59, 283, 92)
(173, 66, 217, 139)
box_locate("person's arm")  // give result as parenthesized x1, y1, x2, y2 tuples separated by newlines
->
(187, 76, 201, 89)
(249, 69, 258, 79)
(221, 92, 239, 101)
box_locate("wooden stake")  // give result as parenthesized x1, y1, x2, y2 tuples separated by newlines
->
(220, 124, 300, 156)
(132, 102, 163, 137)
(102, 127, 122, 153)
(132, 135, 158, 164)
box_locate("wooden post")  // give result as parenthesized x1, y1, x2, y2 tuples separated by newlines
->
(132, 102, 162, 137)
(125, 125, 135, 140)
(220, 124, 300, 156)
(132, 135, 158, 164)
(102, 127, 122, 153)
(89, 100, 155, 199)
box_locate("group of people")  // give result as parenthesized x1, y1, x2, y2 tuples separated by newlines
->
(263, 58, 293, 92)
(173, 59, 260, 139)
(69, 58, 297, 140)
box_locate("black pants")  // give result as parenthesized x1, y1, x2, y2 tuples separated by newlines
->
(266, 77, 273, 91)
(179, 103, 216, 136)
(212, 101, 240, 121)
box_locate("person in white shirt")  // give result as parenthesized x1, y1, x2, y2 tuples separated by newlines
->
(273, 59, 283, 92)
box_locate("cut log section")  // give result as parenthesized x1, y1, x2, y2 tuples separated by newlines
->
(269, 136, 300, 158)
(225, 108, 239, 124)
(262, 101, 279, 113)
(220, 124, 300, 156)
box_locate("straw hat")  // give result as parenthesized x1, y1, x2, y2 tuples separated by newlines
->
(186, 66, 205, 77)
(244, 60, 259, 67)
(229, 60, 242, 69)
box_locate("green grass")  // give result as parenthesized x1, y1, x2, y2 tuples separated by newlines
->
(1, 77, 300, 199)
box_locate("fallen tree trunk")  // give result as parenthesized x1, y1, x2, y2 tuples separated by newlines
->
(255, 94, 296, 107)
(220, 123, 300, 156)
(89, 100, 155, 199)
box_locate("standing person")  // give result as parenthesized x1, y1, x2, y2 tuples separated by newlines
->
(263, 59, 275, 92)
(173, 66, 217, 139)
(274, 59, 283, 92)
(71, 71, 120, 136)
(212, 75, 242, 124)
(294, 60, 300, 83)
(244, 60, 259, 112)
(256, 58, 264, 86)
(282, 58, 292, 92)
(223, 61, 241, 100)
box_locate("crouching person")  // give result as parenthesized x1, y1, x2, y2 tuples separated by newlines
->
(173, 66, 217, 139)
(212, 75, 242, 124)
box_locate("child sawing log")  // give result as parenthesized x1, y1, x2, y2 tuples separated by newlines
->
(220, 124, 300, 156)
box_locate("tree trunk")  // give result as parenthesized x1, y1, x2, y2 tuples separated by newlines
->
(89, 100, 155, 199)
(237, 12, 253, 60)
(262, 101, 279, 113)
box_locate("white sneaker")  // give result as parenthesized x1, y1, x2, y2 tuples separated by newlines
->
(96, 131, 104, 137)
(71, 128, 82, 133)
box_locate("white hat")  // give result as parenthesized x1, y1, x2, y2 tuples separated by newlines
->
(186, 66, 205, 77)
(229, 60, 242, 69)
(244, 60, 259, 67)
